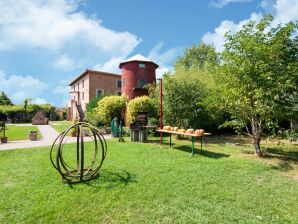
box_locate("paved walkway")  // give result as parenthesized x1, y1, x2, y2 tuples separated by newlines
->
(0, 125, 111, 150)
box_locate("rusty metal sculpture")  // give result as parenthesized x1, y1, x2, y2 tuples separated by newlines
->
(50, 122, 107, 183)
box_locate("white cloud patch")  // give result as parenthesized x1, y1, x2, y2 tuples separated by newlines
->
(0, 70, 49, 104)
(209, 0, 253, 8)
(203, 0, 298, 52)
(54, 54, 75, 71)
(53, 79, 71, 106)
(0, 0, 141, 55)
(202, 13, 262, 52)
(273, 0, 298, 24)
(147, 42, 183, 78)
(93, 57, 124, 74)
(156, 67, 170, 79)
(32, 97, 48, 104)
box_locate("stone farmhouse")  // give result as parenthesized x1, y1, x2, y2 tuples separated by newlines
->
(68, 54, 159, 121)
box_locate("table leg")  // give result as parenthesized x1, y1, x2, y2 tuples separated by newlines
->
(170, 133, 172, 147)
(200, 137, 203, 154)
(190, 137, 195, 157)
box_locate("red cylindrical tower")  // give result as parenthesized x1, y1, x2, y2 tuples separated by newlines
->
(119, 54, 159, 100)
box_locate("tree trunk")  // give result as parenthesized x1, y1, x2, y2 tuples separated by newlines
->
(251, 116, 263, 156)
(253, 136, 262, 156)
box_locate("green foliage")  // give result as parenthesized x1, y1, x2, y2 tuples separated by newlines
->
(284, 129, 298, 142)
(175, 43, 218, 69)
(212, 15, 298, 154)
(149, 66, 224, 131)
(127, 96, 158, 123)
(96, 95, 128, 125)
(0, 104, 55, 122)
(87, 93, 112, 113)
(0, 91, 13, 106)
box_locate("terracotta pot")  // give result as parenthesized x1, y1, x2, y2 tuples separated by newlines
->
(1, 136, 8, 143)
(71, 131, 77, 137)
(29, 132, 38, 141)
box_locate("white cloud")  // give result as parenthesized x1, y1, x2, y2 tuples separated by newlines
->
(93, 57, 124, 74)
(273, 0, 298, 24)
(0, 0, 141, 56)
(147, 42, 183, 78)
(209, 0, 253, 8)
(202, 0, 298, 52)
(202, 13, 263, 52)
(32, 97, 48, 104)
(53, 54, 75, 71)
(156, 67, 170, 79)
(0, 70, 49, 104)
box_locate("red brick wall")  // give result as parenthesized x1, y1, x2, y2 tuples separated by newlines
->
(88, 72, 121, 100)
(121, 62, 156, 100)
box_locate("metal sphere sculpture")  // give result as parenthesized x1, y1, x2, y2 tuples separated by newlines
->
(50, 122, 107, 183)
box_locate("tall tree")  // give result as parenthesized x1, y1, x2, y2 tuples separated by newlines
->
(175, 43, 217, 69)
(0, 91, 13, 106)
(214, 15, 298, 155)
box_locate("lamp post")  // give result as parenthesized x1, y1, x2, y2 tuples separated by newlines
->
(158, 78, 163, 145)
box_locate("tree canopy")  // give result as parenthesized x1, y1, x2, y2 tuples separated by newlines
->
(212, 15, 298, 155)
(0, 91, 13, 106)
(175, 43, 218, 69)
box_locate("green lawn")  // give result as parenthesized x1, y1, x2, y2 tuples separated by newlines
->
(50, 121, 72, 133)
(3, 125, 42, 141)
(0, 137, 297, 223)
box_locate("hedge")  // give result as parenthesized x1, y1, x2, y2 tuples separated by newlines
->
(127, 96, 158, 124)
(96, 95, 128, 125)
(0, 104, 55, 122)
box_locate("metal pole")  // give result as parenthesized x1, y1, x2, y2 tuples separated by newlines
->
(159, 78, 163, 145)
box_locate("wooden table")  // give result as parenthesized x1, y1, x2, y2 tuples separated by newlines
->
(156, 129, 211, 157)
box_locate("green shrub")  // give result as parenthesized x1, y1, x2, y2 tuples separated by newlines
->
(127, 96, 158, 124)
(0, 104, 55, 122)
(96, 95, 128, 125)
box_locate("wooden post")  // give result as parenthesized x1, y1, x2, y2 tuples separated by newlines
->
(159, 78, 163, 145)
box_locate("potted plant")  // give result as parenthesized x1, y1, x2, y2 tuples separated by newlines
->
(29, 130, 38, 141)
(71, 128, 77, 137)
(0, 121, 8, 143)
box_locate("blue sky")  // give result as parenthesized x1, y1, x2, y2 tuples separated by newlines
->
(0, 0, 297, 106)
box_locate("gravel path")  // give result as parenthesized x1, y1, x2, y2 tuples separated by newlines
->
(0, 125, 111, 150)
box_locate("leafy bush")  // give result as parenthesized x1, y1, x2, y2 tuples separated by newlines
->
(127, 96, 158, 124)
(284, 129, 298, 142)
(0, 104, 55, 122)
(96, 95, 128, 125)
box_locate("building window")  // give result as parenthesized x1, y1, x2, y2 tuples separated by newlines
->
(96, 89, 104, 97)
(82, 80, 84, 88)
(116, 80, 121, 88)
(77, 82, 80, 90)
(82, 92, 84, 100)
(139, 63, 146, 68)
(74, 86, 76, 91)
(116, 91, 121, 96)
(123, 78, 126, 87)
(138, 80, 147, 88)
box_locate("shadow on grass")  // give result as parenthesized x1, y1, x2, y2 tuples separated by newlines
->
(270, 161, 293, 172)
(83, 168, 137, 189)
(262, 146, 298, 172)
(264, 147, 298, 162)
(174, 145, 230, 159)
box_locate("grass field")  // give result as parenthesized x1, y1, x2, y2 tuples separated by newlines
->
(3, 125, 42, 141)
(0, 136, 297, 223)
(50, 121, 72, 133)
